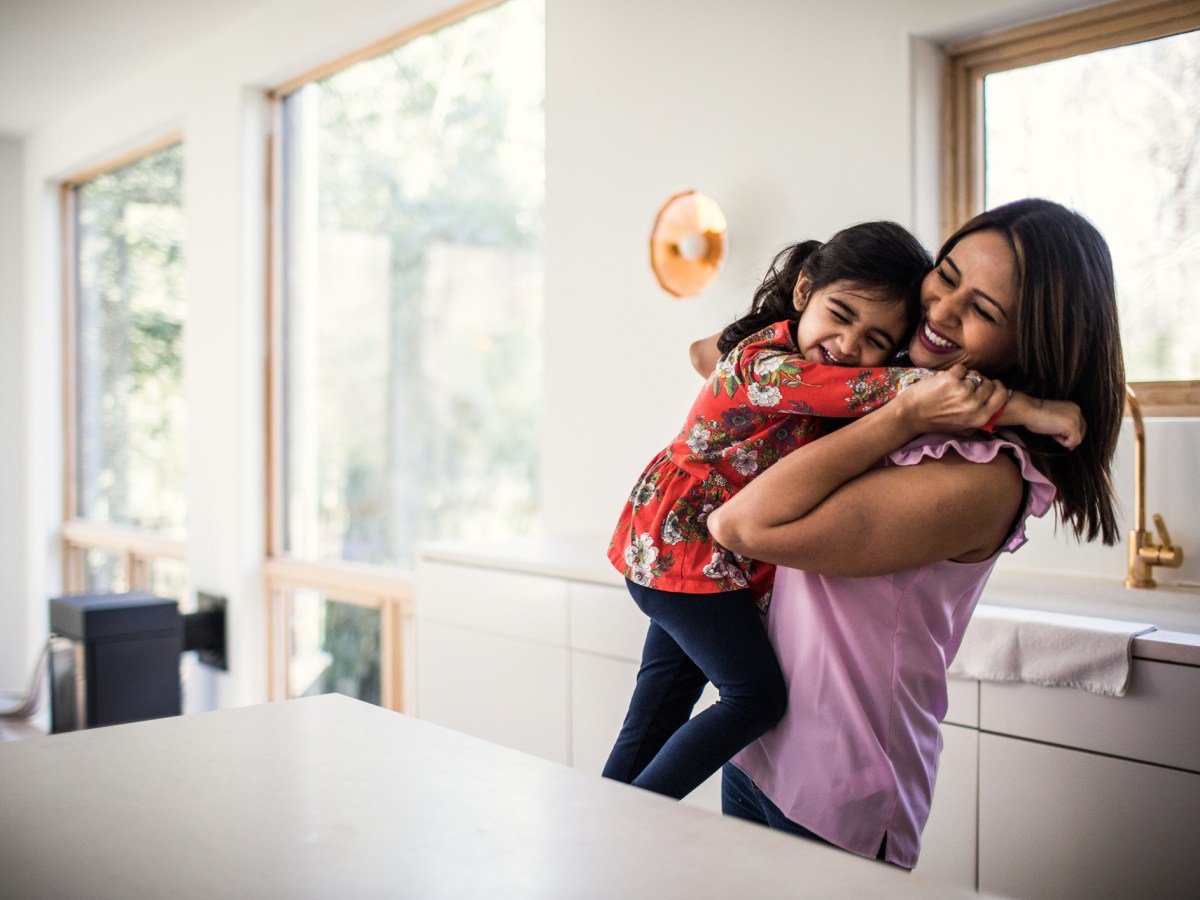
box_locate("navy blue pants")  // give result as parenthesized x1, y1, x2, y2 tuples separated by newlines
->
(720, 762, 832, 841)
(601, 579, 786, 800)
(722, 763, 895, 865)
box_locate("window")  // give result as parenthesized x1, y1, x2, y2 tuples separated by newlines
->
(288, 591, 384, 705)
(944, 0, 1200, 412)
(62, 137, 188, 595)
(266, 0, 545, 709)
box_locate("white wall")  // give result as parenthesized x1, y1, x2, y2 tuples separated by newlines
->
(0, 137, 26, 688)
(1010, 418, 1200, 582)
(3, 0, 1192, 706)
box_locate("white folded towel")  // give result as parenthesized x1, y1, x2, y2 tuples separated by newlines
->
(948, 604, 1157, 697)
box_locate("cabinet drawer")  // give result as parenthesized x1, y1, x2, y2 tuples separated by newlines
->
(417, 619, 570, 764)
(571, 652, 639, 775)
(568, 582, 647, 660)
(570, 649, 721, 812)
(979, 659, 1200, 772)
(416, 559, 568, 646)
(915, 723, 977, 889)
(978, 734, 1200, 899)
(944, 676, 978, 728)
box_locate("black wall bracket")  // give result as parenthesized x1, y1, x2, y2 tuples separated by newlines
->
(182, 592, 228, 671)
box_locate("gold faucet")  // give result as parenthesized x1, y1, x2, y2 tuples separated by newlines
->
(1125, 385, 1183, 588)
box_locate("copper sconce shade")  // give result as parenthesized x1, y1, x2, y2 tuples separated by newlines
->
(649, 190, 728, 298)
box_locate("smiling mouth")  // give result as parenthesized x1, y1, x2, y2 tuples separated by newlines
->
(918, 321, 961, 353)
(819, 345, 850, 365)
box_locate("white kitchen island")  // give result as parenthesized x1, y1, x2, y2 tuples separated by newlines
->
(0, 694, 983, 898)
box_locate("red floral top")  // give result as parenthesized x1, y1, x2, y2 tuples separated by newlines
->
(607, 321, 927, 604)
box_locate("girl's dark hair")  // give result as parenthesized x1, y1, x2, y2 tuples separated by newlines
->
(717, 221, 932, 353)
(940, 198, 1124, 545)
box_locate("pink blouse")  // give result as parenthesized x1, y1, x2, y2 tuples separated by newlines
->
(731, 431, 1055, 869)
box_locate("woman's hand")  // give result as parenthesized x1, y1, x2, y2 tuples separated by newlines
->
(897, 364, 1008, 434)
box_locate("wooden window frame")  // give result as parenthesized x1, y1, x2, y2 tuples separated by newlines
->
(264, 558, 413, 712)
(943, 0, 1200, 414)
(60, 133, 188, 595)
(262, 0, 505, 710)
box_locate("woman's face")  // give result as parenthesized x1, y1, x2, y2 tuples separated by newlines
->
(907, 229, 1020, 375)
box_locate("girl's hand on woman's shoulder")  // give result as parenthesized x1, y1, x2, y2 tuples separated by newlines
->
(1001, 394, 1086, 449)
(896, 364, 1006, 434)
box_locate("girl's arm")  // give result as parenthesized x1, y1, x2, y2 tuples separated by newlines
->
(690, 332, 722, 376)
(695, 325, 1085, 445)
(998, 392, 1085, 449)
(708, 368, 1023, 575)
(728, 347, 931, 418)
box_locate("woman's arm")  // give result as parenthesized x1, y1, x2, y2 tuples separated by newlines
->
(707, 368, 1023, 575)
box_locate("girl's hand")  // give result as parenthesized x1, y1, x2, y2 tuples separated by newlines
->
(898, 364, 1007, 434)
(1004, 394, 1086, 449)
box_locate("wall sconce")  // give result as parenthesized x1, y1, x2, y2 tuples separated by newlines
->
(649, 190, 727, 298)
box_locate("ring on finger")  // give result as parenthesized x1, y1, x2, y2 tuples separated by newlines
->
(965, 374, 983, 387)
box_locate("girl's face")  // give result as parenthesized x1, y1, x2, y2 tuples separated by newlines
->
(908, 229, 1020, 374)
(792, 276, 909, 367)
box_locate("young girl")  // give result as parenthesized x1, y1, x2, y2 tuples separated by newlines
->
(603, 221, 1074, 801)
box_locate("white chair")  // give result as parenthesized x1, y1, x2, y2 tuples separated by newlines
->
(0, 636, 52, 721)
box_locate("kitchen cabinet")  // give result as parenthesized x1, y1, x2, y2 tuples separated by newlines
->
(570, 650, 638, 775)
(415, 560, 571, 764)
(919, 659, 1200, 897)
(979, 659, 1200, 771)
(978, 732, 1200, 899)
(972, 658, 1200, 899)
(907, 676, 980, 886)
(415, 554, 720, 810)
(417, 618, 570, 763)
(415, 542, 1200, 895)
(915, 722, 979, 888)
(565, 580, 646, 778)
(567, 580, 723, 810)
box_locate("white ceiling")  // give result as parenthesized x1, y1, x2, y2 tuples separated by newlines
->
(0, 0, 1113, 141)
(0, 0, 276, 138)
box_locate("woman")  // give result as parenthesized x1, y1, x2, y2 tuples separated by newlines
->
(704, 198, 1124, 869)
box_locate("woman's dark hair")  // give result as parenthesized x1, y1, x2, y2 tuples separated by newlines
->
(717, 221, 932, 353)
(941, 198, 1124, 545)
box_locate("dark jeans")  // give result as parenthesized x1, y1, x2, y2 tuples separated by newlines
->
(601, 579, 786, 800)
(721, 762, 831, 842)
(722, 763, 894, 865)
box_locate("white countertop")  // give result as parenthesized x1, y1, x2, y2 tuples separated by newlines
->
(0, 695, 985, 898)
(418, 536, 1200, 667)
(420, 534, 624, 586)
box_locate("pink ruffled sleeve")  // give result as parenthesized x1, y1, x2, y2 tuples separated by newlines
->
(882, 430, 1056, 553)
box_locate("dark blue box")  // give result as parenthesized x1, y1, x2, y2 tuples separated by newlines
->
(49, 591, 182, 732)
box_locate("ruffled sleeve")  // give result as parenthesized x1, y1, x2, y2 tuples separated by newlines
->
(882, 430, 1056, 553)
